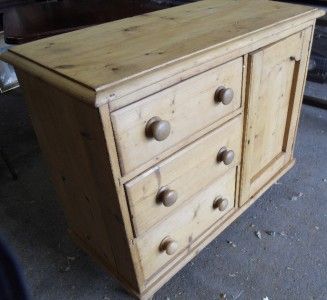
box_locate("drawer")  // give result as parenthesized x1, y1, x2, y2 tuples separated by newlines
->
(126, 115, 243, 236)
(136, 166, 237, 280)
(111, 57, 243, 175)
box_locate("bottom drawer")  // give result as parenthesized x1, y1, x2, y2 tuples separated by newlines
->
(136, 166, 238, 280)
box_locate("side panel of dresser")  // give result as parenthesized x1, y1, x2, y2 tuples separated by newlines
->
(14, 70, 142, 294)
(240, 26, 315, 206)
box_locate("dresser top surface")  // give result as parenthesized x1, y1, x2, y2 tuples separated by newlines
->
(5, 0, 323, 99)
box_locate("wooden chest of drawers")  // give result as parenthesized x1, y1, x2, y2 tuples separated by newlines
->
(3, 0, 324, 298)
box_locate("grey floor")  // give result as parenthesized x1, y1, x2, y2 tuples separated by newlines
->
(0, 89, 326, 300)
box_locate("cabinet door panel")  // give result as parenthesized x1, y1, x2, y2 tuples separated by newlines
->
(250, 50, 295, 177)
(240, 28, 314, 205)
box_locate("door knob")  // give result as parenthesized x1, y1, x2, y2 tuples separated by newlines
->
(157, 188, 178, 207)
(217, 146, 234, 165)
(214, 87, 234, 105)
(160, 237, 178, 255)
(146, 116, 171, 141)
(213, 197, 228, 211)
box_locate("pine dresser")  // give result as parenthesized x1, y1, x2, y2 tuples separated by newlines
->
(2, 1, 324, 298)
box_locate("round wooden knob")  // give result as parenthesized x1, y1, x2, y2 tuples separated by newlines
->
(217, 147, 235, 165)
(157, 188, 178, 207)
(160, 237, 178, 255)
(146, 117, 171, 141)
(215, 87, 234, 105)
(213, 197, 228, 211)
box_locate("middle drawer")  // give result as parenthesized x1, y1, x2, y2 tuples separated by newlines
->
(111, 57, 243, 175)
(125, 115, 243, 236)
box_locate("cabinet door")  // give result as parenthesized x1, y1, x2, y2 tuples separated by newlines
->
(240, 28, 314, 206)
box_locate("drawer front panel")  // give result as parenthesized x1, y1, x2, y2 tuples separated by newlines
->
(126, 115, 243, 236)
(112, 57, 243, 175)
(136, 166, 237, 280)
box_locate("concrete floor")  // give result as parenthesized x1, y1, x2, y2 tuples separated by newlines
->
(0, 89, 326, 300)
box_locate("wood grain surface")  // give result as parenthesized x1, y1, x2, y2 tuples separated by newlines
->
(6, 0, 323, 94)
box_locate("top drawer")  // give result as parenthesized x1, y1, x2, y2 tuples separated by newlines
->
(111, 57, 243, 175)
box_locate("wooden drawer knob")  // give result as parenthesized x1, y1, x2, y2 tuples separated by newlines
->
(217, 146, 234, 165)
(146, 116, 171, 141)
(160, 237, 178, 255)
(213, 197, 228, 211)
(157, 188, 178, 207)
(215, 87, 234, 105)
